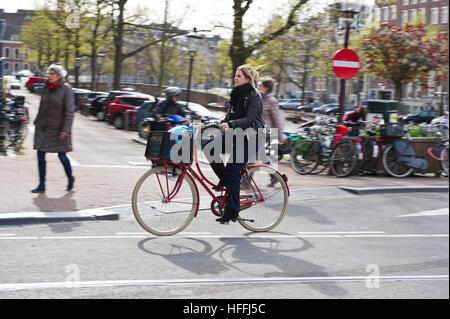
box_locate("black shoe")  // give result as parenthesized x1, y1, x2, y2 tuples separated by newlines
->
(31, 184, 45, 193)
(216, 208, 239, 224)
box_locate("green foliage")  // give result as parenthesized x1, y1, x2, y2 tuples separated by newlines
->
(406, 124, 434, 138)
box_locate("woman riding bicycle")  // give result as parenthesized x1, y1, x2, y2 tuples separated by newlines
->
(203, 65, 265, 224)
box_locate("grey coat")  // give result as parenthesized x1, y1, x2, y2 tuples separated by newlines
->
(33, 80, 75, 153)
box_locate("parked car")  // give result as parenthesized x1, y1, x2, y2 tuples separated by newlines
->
(30, 82, 46, 93)
(8, 79, 21, 90)
(25, 77, 46, 91)
(297, 102, 324, 113)
(279, 99, 303, 110)
(399, 109, 441, 124)
(430, 113, 449, 126)
(88, 96, 109, 117)
(79, 91, 108, 115)
(107, 95, 155, 129)
(101, 90, 155, 121)
(324, 105, 356, 116)
(312, 103, 339, 114)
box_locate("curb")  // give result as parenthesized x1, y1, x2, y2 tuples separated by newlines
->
(339, 186, 449, 195)
(0, 209, 119, 226)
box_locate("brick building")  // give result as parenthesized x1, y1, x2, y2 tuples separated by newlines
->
(373, 0, 449, 113)
(0, 9, 35, 74)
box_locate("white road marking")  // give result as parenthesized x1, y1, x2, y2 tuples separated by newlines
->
(298, 231, 385, 234)
(0, 234, 15, 236)
(0, 234, 447, 240)
(0, 275, 447, 291)
(396, 208, 449, 218)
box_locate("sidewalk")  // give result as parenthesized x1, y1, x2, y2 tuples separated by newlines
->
(1, 132, 448, 218)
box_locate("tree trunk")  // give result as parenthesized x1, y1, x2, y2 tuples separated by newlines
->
(395, 82, 407, 115)
(113, 0, 127, 90)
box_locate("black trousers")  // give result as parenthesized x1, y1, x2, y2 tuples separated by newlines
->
(202, 132, 259, 213)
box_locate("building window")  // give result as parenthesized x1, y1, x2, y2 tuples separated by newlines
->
(431, 8, 439, 24)
(410, 0, 417, 4)
(403, 0, 409, 6)
(419, 7, 427, 23)
(14, 63, 20, 73)
(410, 8, 417, 22)
(4, 47, 10, 58)
(4, 62, 9, 71)
(441, 6, 448, 24)
(11, 34, 19, 41)
(391, 5, 397, 20)
(383, 7, 389, 22)
(420, 0, 426, 3)
(23, 49, 29, 60)
(14, 48, 20, 59)
(23, 63, 29, 70)
(374, 7, 381, 22)
(402, 10, 409, 24)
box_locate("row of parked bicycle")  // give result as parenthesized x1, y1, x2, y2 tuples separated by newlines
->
(276, 117, 449, 178)
(0, 95, 29, 153)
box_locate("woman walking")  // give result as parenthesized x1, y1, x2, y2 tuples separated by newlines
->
(203, 65, 265, 223)
(31, 64, 75, 193)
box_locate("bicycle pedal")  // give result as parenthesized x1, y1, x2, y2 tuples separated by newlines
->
(238, 218, 255, 223)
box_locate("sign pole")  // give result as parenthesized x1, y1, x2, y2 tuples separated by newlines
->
(338, 22, 351, 123)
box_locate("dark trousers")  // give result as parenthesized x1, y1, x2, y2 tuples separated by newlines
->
(37, 151, 72, 185)
(202, 132, 258, 213)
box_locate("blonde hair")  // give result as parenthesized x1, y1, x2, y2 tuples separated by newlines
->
(237, 65, 259, 89)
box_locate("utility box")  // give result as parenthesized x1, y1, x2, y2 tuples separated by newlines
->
(367, 100, 398, 123)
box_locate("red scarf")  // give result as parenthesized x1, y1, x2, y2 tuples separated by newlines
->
(47, 78, 62, 91)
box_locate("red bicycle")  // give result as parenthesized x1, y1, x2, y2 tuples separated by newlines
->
(131, 123, 290, 236)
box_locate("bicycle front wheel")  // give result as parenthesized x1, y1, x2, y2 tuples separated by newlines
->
(132, 165, 199, 236)
(289, 140, 319, 175)
(440, 144, 449, 176)
(238, 165, 289, 232)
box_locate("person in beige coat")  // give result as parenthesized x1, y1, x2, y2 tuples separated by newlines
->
(257, 77, 286, 146)
(31, 64, 75, 193)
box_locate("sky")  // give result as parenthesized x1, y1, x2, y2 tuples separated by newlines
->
(1, 0, 374, 38)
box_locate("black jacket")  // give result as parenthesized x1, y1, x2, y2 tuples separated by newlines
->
(154, 100, 187, 118)
(223, 83, 265, 130)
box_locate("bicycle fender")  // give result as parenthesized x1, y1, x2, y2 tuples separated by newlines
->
(246, 163, 290, 197)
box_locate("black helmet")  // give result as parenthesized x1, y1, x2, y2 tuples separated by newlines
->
(164, 87, 182, 98)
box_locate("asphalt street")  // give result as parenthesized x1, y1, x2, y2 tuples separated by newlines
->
(0, 191, 448, 299)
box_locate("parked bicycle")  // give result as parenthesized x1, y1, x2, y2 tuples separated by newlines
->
(290, 118, 350, 175)
(329, 121, 380, 177)
(131, 122, 290, 236)
(381, 123, 449, 178)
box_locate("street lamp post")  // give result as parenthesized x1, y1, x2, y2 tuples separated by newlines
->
(95, 53, 105, 91)
(185, 28, 203, 105)
(337, 6, 359, 123)
(75, 57, 82, 88)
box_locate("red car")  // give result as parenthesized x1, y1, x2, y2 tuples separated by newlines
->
(107, 95, 155, 129)
(25, 77, 46, 91)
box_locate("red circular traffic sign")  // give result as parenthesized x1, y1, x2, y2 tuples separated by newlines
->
(332, 48, 360, 80)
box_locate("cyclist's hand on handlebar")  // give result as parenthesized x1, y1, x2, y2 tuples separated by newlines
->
(219, 123, 229, 131)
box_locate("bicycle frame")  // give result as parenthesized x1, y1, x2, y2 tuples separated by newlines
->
(147, 137, 290, 218)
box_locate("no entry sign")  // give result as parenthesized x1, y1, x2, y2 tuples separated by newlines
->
(332, 48, 360, 80)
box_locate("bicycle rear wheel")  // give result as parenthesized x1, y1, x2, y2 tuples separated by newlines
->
(132, 165, 199, 236)
(289, 140, 319, 174)
(381, 144, 414, 178)
(329, 140, 358, 177)
(238, 165, 289, 232)
(440, 144, 449, 176)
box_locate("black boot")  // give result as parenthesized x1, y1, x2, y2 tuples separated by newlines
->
(67, 176, 75, 191)
(31, 183, 45, 193)
(216, 208, 239, 224)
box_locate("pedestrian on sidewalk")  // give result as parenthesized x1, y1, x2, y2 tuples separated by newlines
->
(31, 64, 75, 193)
(257, 76, 286, 151)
